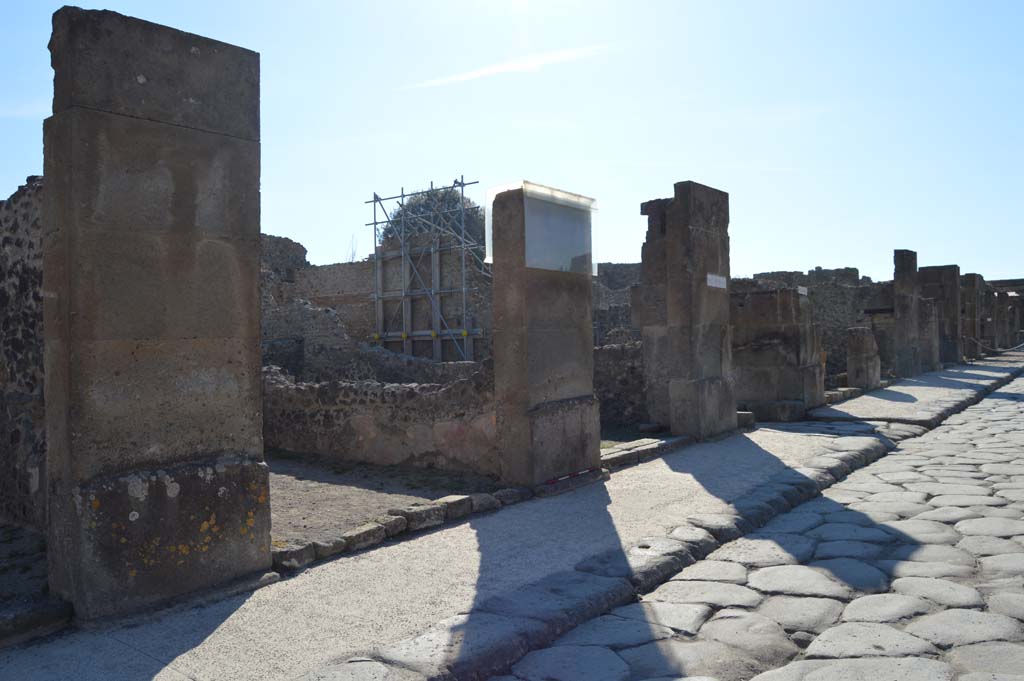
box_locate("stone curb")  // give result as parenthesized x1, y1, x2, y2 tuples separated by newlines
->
(312, 361, 1024, 680)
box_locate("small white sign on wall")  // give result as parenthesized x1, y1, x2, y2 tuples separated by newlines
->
(798, 286, 809, 296)
(706, 273, 727, 289)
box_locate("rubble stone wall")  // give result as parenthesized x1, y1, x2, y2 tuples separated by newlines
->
(0, 177, 45, 529)
(593, 342, 646, 425)
(262, 366, 499, 477)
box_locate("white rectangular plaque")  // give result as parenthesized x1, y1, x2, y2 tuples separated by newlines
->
(798, 286, 808, 296)
(706, 273, 727, 289)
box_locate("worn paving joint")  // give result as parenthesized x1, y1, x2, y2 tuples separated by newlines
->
(310, 362, 1024, 680)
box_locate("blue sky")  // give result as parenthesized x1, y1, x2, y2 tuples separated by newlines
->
(1, 1, 1021, 280)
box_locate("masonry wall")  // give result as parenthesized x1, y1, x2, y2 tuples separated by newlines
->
(0, 177, 46, 530)
(294, 260, 375, 343)
(263, 365, 499, 477)
(593, 341, 646, 426)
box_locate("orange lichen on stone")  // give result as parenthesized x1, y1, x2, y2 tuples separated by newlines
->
(90, 498, 101, 510)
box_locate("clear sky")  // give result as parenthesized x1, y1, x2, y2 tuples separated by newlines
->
(1, 1, 1021, 280)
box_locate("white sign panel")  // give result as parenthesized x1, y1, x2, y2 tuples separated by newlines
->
(706, 273, 727, 289)
(798, 286, 808, 296)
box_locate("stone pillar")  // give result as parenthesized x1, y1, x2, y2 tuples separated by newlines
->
(960, 273, 985, 359)
(730, 288, 824, 421)
(918, 265, 962, 364)
(631, 181, 736, 439)
(846, 327, 881, 390)
(491, 183, 600, 486)
(919, 299, 942, 372)
(43, 8, 269, 619)
(893, 249, 920, 377)
(996, 292, 1011, 349)
(981, 287, 998, 350)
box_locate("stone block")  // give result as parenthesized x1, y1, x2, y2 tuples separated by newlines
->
(435, 495, 473, 521)
(387, 504, 446, 531)
(50, 7, 259, 139)
(469, 493, 500, 513)
(375, 515, 409, 537)
(341, 522, 386, 552)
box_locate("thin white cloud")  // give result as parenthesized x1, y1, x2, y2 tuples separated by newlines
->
(410, 44, 611, 89)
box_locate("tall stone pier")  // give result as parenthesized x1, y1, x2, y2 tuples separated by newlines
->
(996, 292, 1012, 349)
(846, 327, 881, 391)
(981, 288, 998, 350)
(919, 298, 942, 372)
(491, 183, 600, 486)
(730, 288, 824, 421)
(43, 7, 269, 618)
(961, 273, 985, 359)
(631, 181, 736, 439)
(893, 249, 921, 377)
(918, 264, 962, 364)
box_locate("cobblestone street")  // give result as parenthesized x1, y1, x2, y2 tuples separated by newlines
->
(494, 378, 1024, 681)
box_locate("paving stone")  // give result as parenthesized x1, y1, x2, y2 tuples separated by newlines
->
(804, 621, 937, 658)
(511, 645, 629, 681)
(847, 501, 934, 518)
(822, 509, 900, 525)
(983, 464, 1024, 475)
(374, 515, 409, 537)
(386, 503, 446, 531)
(552, 614, 674, 650)
(913, 507, 983, 523)
(957, 673, 1024, 681)
(618, 639, 764, 681)
(833, 481, 906, 495)
(880, 543, 976, 565)
(841, 593, 935, 622)
(708, 534, 816, 567)
(814, 540, 884, 560)
(434, 495, 473, 521)
(699, 609, 800, 667)
(997, 490, 1024, 502)
(873, 559, 974, 578)
(905, 608, 1024, 647)
(648, 580, 763, 608)
(988, 592, 1024, 621)
(932, 494, 1010, 507)
(980, 553, 1024, 577)
(878, 519, 963, 544)
(751, 657, 955, 681)
(686, 513, 749, 542)
(957, 518, 1024, 537)
(671, 559, 748, 584)
(748, 565, 854, 600)
(809, 558, 890, 593)
(340, 522, 387, 552)
(806, 523, 895, 543)
(891, 576, 984, 607)
(668, 524, 719, 558)
(756, 595, 843, 633)
(975, 506, 1024, 518)
(611, 601, 711, 635)
(864, 491, 930, 504)
(958, 535, 1024, 556)
(905, 482, 995, 496)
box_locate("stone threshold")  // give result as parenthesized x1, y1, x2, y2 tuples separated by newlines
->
(307, 361, 1024, 680)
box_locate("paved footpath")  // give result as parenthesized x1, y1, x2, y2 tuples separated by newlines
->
(1, 355, 1022, 680)
(486, 376, 1024, 681)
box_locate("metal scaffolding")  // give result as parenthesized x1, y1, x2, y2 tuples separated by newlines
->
(366, 176, 487, 361)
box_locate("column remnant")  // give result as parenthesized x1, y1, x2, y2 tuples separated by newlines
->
(43, 7, 269, 618)
(846, 327, 881, 391)
(631, 181, 736, 439)
(893, 249, 921, 377)
(918, 264, 962, 364)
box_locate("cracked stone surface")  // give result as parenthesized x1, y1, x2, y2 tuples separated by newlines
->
(484, 371, 1024, 681)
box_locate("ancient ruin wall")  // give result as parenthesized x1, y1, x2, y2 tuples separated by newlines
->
(593, 342, 646, 426)
(0, 177, 45, 530)
(263, 366, 499, 477)
(294, 260, 375, 342)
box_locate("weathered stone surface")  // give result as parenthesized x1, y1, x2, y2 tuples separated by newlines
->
(760, 513, 824, 534)
(980, 553, 1024, 577)
(668, 524, 719, 557)
(880, 543, 976, 565)
(987, 592, 1024, 621)
(511, 645, 630, 681)
(312, 537, 347, 560)
(272, 540, 315, 571)
(375, 515, 408, 538)
(618, 639, 763, 681)
(671, 559, 748, 584)
(905, 609, 1024, 647)
(956, 517, 1024, 537)
(814, 540, 884, 560)
(806, 524, 894, 543)
(945, 641, 1024, 674)
(891, 576, 983, 607)
(341, 523, 386, 552)
(756, 595, 844, 633)
(748, 565, 853, 600)
(686, 513, 748, 542)
(751, 657, 954, 681)
(873, 559, 973, 579)
(708, 535, 816, 567)
(804, 622, 937, 658)
(435, 494, 473, 521)
(302, 659, 426, 681)
(376, 612, 546, 680)
(810, 558, 890, 593)
(469, 493, 500, 513)
(575, 549, 682, 593)
(932, 494, 1009, 507)
(700, 610, 800, 667)
(878, 519, 963, 544)
(958, 535, 1024, 556)
(386, 504, 446, 531)
(492, 488, 531, 506)
(913, 506, 983, 524)
(611, 601, 711, 635)
(841, 593, 935, 622)
(552, 614, 674, 649)
(648, 580, 763, 608)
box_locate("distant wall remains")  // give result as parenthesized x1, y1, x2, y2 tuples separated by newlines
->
(0, 177, 45, 529)
(593, 342, 646, 425)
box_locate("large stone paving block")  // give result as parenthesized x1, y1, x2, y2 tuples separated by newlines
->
(48, 456, 270, 619)
(618, 638, 763, 681)
(44, 109, 259, 241)
(59, 336, 261, 479)
(51, 6, 260, 139)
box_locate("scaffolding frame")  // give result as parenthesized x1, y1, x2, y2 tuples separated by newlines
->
(366, 176, 486, 362)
